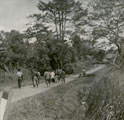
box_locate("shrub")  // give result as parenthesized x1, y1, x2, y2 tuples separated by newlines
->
(86, 69, 124, 120)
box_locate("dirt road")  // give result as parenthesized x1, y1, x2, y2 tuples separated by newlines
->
(0, 64, 105, 103)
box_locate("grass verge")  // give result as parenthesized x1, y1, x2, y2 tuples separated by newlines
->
(0, 61, 93, 91)
(86, 68, 124, 120)
(6, 68, 105, 120)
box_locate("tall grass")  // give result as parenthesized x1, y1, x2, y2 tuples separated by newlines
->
(6, 75, 96, 120)
(0, 68, 32, 90)
(86, 69, 124, 120)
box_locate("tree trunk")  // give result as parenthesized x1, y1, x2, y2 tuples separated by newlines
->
(61, 10, 64, 40)
(63, 13, 67, 41)
(54, 13, 59, 38)
(113, 51, 118, 64)
(58, 11, 62, 40)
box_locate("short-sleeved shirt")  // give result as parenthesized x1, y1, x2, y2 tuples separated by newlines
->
(82, 69, 86, 73)
(50, 72, 55, 79)
(17, 71, 23, 77)
(17, 71, 23, 80)
(34, 76, 38, 81)
(37, 72, 40, 76)
(44, 71, 51, 80)
(60, 71, 65, 78)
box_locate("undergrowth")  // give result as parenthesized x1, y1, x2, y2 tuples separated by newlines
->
(86, 69, 124, 120)
(6, 75, 96, 120)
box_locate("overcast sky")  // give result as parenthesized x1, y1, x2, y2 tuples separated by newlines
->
(0, 0, 40, 32)
(0, 0, 88, 32)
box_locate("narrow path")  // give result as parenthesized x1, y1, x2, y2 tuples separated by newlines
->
(0, 65, 105, 103)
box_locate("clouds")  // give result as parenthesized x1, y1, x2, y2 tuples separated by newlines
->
(0, 0, 84, 32)
(0, 0, 39, 32)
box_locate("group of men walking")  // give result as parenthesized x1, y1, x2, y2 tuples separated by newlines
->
(16, 68, 66, 89)
(44, 69, 66, 87)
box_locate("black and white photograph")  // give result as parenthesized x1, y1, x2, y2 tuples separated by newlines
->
(0, 0, 123, 120)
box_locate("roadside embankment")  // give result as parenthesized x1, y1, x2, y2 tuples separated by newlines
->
(86, 68, 124, 120)
(6, 67, 106, 120)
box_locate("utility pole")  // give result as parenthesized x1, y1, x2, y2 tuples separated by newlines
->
(0, 87, 13, 120)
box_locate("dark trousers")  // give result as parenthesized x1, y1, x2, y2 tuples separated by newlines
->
(33, 79, 39, 87)
(51, 78, 55, 83)
(37, 76, 40, 83)
(18, 78, 22, 88)
(32, 76, 35, 87)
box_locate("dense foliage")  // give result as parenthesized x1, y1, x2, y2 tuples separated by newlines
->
(0, 0, 113, 79)
(86, 68, 124, 120)
(90, 0, 124, 68)
(0, 0, 98, 76)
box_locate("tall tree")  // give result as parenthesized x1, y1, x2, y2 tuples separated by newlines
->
(91, 0, 124, 67)
(29, 0, 85, 41)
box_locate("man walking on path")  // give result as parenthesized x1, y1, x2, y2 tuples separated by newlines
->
(33, 73, 39, 87)
(44, 70, 51, 87)
(82, 68, 86, 76)
(30, 68, 36, 87)
(37, 71, 40, 83)
(79, 68, 86, 77)
(56, 69, 62, 83)
(16, 69, 23, 89)
(60, 69, 66, 84)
